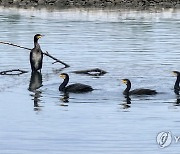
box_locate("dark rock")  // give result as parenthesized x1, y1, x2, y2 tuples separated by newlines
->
(38, 0, 46, 5)
(55, 0, 71, 7)
(1, 0, 13, 6)
(73, 68, 107, 76)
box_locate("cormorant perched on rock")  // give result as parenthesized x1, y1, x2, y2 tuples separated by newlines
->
(122, 79, 157, 95)
(59, 73, 93, 93)
(30, 34, 43, 72)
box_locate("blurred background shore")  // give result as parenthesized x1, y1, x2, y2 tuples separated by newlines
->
(1, 0, 180, 10)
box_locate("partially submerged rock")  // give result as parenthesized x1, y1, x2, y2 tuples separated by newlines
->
(73, 68, 107, 76)
(0, 69, 28, 75)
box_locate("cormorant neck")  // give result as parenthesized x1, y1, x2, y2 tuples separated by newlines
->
(59, 76, 69, 91)
(123, 81, 131, 95)
(34, 37, 39, 48)
(174, 75, 180, 94)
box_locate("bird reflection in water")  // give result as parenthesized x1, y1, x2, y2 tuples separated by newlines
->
(59, 92, 69, 107)
(172, 71, 180, 106)
(120, 95, 131, 109)
(28, 71, 43, 111)
(173, 95, 180, 106)
(60, 92, 69, 103)
(173, 71, 180, 95)
(175, 98, 180, 105)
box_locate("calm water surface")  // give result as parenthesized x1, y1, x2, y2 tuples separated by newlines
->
(0, 8, 180, 153)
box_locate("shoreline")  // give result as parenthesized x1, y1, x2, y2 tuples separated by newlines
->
(1, 0, 180, 10)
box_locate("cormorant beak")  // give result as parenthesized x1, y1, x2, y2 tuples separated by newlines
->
(37, 35, 44, 39)
(60, 74, 65, 79)
(172, 71, 177, 76)
(122, 79, 127, 84)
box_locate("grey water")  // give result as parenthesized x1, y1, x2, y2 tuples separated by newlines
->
(0, 7, 180, 153)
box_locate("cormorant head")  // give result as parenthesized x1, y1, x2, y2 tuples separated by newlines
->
(122, 79, 130, 85)
(60, 73, 69, 80)
(173, 71, 180, 77)
(34, 34, 43, 41)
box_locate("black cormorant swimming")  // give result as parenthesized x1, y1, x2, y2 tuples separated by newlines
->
(59, 73, 93, 93)
(30, 34, 43, 72)
(173, 71, 180, 95)
(122, 79, 157, 95)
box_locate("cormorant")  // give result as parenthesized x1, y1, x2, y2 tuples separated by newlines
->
(59, 73, 93, 93)
(173, 71, 180, 95)
(30, 34, 43, 72)
(122, 79, 157, 95)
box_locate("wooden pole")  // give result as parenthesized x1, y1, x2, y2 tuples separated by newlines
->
(0, 41, 70, 68)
